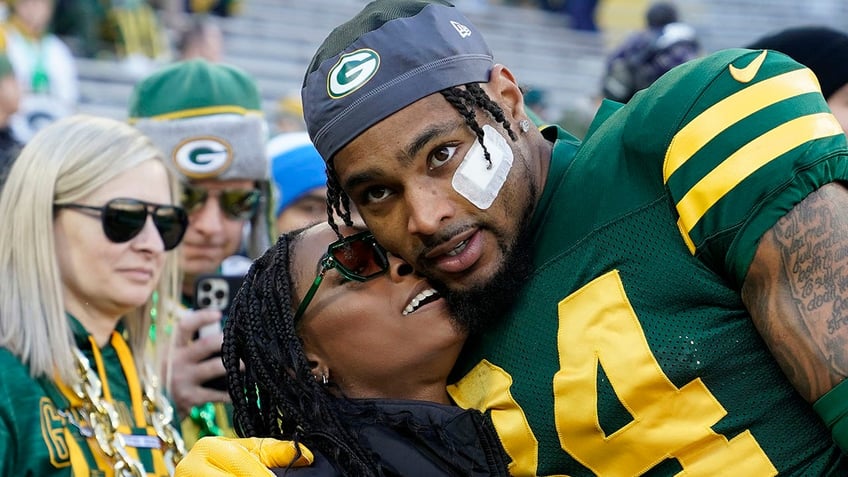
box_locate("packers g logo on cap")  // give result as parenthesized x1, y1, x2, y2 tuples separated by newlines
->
(327, 49, 380, 99)
(173, 136, 234, 179)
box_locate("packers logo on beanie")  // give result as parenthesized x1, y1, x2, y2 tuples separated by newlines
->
(302, 0, 493, 162)
(128, 59, 268, 182)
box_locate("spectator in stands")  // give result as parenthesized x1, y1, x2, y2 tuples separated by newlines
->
(0, 114, 188, 475)
(156, 0, 242, 30)
(51, 0, 169, 69)
(746, 26, 848, 134)
(128, 58, 272, 449)
(0, 53, 21, 190)
(2, 0, 78, 142)
(268, 132, 364, 235)
(600, 1, 701, 103)
(176, 16, 224, 63)
(268, 132, 330, 234)
(107, 1, 171, 76)
(50, 0, 103, 58)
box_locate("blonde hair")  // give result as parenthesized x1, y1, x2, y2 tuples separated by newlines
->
(0, 115, 181, 385)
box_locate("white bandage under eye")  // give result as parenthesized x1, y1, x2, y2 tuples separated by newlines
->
(451, 124, 514, 210)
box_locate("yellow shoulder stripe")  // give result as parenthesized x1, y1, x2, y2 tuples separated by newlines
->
(664, 68, 821, 182)
(675, 112, 842, 253)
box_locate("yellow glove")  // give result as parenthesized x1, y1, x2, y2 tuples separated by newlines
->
(175, 436, 314, 476)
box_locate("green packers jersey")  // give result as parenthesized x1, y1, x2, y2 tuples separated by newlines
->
(448, 49, 848, 476)
(0, 318, 175, 476)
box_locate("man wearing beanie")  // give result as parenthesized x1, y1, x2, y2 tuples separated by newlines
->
(179, 0, 848, 475)
(267, 131, 331, 233)
(747, 26, 848, 133)
(128, 58, 272, 448)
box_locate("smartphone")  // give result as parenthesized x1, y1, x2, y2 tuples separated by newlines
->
(192, 273, 246, 391)
(194, 274, 245, 317)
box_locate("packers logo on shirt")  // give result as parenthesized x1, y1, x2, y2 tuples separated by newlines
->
(173, 136, 234, 179)
(39, 397, 71, 468)
(327, 49, 380, 99)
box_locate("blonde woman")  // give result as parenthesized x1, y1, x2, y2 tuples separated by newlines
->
(0, 115, 189, 476)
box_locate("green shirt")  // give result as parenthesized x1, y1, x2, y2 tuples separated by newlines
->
(0, 317, 175, 476)
(449, 48, 848, 476)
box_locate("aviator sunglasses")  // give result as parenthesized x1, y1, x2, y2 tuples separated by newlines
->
(55, 198, 189, 251)
(294, 231, 390, 321)
(181, 184, 261, 220)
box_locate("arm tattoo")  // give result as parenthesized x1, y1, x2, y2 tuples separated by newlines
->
(742, 182, 848, 402)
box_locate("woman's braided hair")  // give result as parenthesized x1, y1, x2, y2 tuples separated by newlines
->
(223, 230, 385, 475)
(325, 83, 517, 236)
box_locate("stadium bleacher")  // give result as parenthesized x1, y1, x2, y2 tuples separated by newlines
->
(74, 0, 848, 126)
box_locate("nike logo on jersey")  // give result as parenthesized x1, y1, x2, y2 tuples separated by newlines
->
(729, 50, 767, 83)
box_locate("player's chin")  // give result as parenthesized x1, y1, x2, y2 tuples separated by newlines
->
(428, 256, 503, 294)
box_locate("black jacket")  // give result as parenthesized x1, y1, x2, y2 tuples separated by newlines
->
(272, 399, 510, 477)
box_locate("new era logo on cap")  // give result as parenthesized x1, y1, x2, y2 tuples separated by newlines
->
(327, 49, 381, 99)
(451, 20, 472, 38)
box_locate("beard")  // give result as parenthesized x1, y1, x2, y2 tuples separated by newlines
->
(440, 184, 537, 336)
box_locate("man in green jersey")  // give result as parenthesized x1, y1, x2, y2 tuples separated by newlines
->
(297, 1, 848, 475)
(178, 1, 848, 475)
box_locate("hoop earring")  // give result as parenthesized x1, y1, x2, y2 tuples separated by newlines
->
(322, 373, 329, 385)
(519, 119, 531, 133)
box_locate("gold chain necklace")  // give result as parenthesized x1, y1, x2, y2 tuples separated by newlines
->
(69, 348, 186, 476)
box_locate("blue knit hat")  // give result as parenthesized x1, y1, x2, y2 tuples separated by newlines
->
(302, 0, 493, 161)
(267, 132, 327, 218)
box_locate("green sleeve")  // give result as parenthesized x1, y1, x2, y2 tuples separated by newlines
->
(626, 48, 848, 285)
(814, 379, 848, 453)
(0, 349, 71, 476)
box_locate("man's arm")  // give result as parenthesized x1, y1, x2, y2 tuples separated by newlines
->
(742, 181, 848, 403)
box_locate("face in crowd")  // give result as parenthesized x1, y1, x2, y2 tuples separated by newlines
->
(276, 186, 329, 233)
(55, 159, 182, 323)
(178, 178, 258, 286)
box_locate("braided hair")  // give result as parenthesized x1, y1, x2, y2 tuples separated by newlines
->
(325, 83, 517, 236)
(223, 230, 386, 475)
